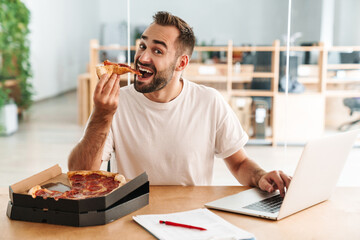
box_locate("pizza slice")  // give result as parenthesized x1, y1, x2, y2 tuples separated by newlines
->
(96, 60, 141, 78)
(28, 170, 126, 200)
(28, 185, 65, 200)
(66, 170, 126, 198)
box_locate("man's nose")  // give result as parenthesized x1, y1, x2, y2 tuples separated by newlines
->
(137, 49, 151, 63)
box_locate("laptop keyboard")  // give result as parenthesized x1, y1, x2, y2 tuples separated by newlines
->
(243, 194, 283, 213)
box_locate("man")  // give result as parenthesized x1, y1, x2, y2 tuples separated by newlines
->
(68, 11, 291, 197)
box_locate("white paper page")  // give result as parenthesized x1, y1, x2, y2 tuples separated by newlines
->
(133, 208, 255, 240)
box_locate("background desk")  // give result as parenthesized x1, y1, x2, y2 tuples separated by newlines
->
(1, 186, 360, 239)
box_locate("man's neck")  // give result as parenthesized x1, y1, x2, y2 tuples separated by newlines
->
(144, 76, 183, 103)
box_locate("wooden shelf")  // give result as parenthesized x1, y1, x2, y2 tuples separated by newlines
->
(231, 89, 274, 97)
(326, 78, 360, 84)
(325, 90, 360, 98)
(182, 76, 228, 83)
(327, 64, 360, 70)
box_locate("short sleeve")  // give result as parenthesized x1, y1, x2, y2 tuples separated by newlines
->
(214, 95, 249, 159)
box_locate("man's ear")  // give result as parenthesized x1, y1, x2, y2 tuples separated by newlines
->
(175, 55, 189, 71)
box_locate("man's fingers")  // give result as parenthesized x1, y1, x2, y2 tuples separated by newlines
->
(110, 75, 121, 97)
(280, 172, 292, 190)
(268, 171, 285, 197)
(102, 73, 118, 95)
(273, 179, 285, 197)
(258, 171, 292, 197)
(259, 178, 274, 192)
(95, 73, 109, 95)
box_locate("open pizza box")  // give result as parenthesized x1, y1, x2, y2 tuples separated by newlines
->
(6, 164, 149, 227)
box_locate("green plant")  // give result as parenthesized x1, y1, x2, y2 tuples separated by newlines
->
(0, 85, 10, 108)
(0, 0, 33, 110)
(0, 85, 11, 134)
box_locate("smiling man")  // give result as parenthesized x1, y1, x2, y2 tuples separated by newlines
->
(68, 11, 291, 196)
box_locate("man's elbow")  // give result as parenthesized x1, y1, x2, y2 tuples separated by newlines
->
(68, 152, 102, 171)
(68, 152, 78, 171)
(67, 146, 84, 171)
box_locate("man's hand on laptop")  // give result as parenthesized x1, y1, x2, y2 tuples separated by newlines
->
(258, 171, 292, 197)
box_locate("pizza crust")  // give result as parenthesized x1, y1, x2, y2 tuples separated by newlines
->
(67, 170, 118, 179)
(114, 174, 126, 187)
(96, 64, 139, 78)
(28, 185, 42, 198)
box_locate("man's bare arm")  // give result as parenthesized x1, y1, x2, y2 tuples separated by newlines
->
(68, 73, 120, 171)
(68, 112, 112, 170)
(224, 149, 291, 197)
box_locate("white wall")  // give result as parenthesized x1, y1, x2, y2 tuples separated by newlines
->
(100, 0, 289, 46)
(333, 0, 360, 45)
(22, 0, 359, 102)
(23, 0, 100, 101)
(291, 0, 323, 44)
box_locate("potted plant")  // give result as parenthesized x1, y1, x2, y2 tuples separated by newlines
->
(0, 85, 18, 135)
(0, 0, 33, 114)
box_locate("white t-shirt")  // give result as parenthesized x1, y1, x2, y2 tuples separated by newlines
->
(101, 79, 248, 185)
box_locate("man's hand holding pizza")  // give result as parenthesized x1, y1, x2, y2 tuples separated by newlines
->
(93, 73, 121, 119)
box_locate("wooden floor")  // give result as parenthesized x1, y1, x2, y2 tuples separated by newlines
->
(1, 91, 360, 187)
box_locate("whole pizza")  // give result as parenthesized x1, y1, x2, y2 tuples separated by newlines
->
(28, 170, 126, 200)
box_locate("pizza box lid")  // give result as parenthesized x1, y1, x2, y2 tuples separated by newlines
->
(7, 182, 149, 227)
(9, 164, 149, 212)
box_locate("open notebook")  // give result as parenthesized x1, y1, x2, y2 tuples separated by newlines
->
(133, 208, 255, 240)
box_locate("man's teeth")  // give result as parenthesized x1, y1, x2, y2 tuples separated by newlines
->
(138, 66, 153, 73)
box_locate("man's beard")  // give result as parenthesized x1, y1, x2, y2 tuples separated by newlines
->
(134, 59, 176, 93)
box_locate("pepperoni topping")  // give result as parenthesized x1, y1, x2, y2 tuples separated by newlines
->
(103, 60, 141, 75)
(104, 60, 130, 69)
(71, 181, 84, 188)
(35, 190, 51, 199)
(70, 174, 85, 181)
(87, 185, 102, 191)
(86, 173, 102, 180)
(117, 63, 131, 68)
(103, 60, 117, 66)
(103, 180, 119, 189)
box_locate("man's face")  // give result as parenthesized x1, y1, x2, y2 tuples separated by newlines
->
(134, 24, 180, 93)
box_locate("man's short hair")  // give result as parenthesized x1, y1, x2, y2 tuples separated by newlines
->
(152, 11, 195, 57)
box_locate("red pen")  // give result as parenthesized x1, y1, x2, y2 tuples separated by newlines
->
(159, 220, 207, 231)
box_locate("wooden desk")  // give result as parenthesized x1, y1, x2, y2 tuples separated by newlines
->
(1, 186, 360, 239)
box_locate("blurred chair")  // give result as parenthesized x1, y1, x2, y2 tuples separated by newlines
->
(338, 98, 360, 131)
(337, 52, 360, 131)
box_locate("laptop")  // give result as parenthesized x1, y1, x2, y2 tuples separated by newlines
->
(205, 130, 359, 220)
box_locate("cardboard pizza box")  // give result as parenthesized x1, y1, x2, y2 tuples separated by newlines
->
(6, 182, 149, 227)
(8, 164, 149, 212)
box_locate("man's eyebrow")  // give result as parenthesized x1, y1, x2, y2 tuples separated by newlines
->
(153, 40, 167, 49)
(140, 35, 167, 49)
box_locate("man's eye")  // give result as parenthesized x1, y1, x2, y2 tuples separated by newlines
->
(154, 49, 162, 54)
(139, 44, 146, 50)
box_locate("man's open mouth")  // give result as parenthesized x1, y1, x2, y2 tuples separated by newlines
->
(137, 65, 155, 80)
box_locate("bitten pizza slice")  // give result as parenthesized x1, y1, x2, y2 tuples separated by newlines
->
(96, 60, 141, 78)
